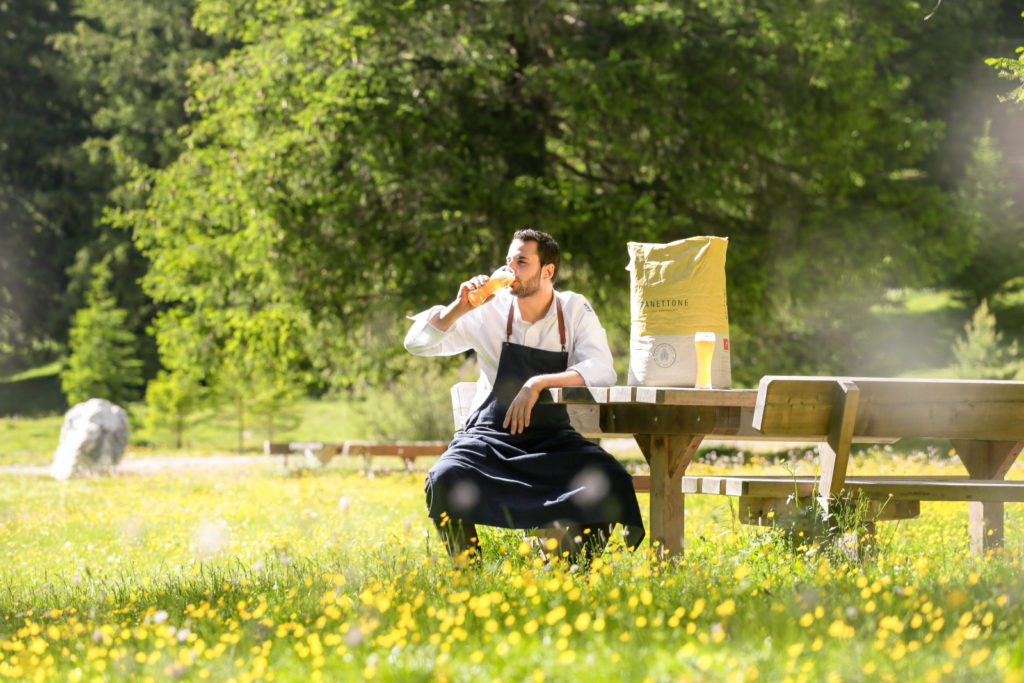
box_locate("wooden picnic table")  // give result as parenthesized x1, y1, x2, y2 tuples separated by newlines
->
(551, 378, 1024, 559)
(548, 385, 759, 558)
(744, 376, 1024, 555)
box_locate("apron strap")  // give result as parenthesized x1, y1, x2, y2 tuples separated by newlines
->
(507, 297, 567, 352)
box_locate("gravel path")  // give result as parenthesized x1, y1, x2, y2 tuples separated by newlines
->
(1, 438, 800, 477)
(0, 455, 284, 476)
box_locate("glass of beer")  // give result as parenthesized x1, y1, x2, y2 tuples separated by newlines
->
(467, 266, 515, 307)
(694, 331, 716, 389)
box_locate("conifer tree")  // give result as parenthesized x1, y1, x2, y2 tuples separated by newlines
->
(61, 263, 144, 406)
(953, 300, 1021, 380)
(143, 369, 207, 449)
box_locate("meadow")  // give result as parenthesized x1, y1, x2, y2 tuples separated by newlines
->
(2, 444, 1023, 682)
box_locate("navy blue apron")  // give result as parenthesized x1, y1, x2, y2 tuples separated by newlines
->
(426, 299, 645, 550)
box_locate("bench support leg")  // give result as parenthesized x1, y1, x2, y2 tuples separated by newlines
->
(952, 439, 1024, 555)
(635, 433, 703, 559)
(818, 380, 860, 498)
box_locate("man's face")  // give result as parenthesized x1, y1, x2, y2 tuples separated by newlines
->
(506, 239, 549, 298)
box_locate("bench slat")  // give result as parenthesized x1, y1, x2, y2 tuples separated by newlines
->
(682, 475, 1024, 502)
(737, 496, 921, 524)
(342, 441, 448, 457)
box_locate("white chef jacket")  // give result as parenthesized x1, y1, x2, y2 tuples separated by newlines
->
(404, 288, 617, 415)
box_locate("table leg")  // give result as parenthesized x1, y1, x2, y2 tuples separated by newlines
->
(635, 433, 703, 558)
(951, 439, 1024, 555)
(969, 501, 1004, 554)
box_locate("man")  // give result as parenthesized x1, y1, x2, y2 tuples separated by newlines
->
(404, 229, 645, 564)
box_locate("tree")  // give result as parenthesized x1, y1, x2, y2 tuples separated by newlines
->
(143, 369, 207, 449)
(947, 123, 1024, 308)
(144, 300, 309, 452)
(124, 0, 973, 388)
(0, 0, 87, 369)
(987, 14, 1024, 106)
(61, 262, 144, 406)
(49, 0, 231, 378)
(0, 0, 229, 378)
(953, 300, 1020, 380)
(0, 190, 51, 363)
(214, 352, 302, 454)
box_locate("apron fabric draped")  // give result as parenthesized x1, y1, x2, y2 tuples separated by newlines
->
(425, 301, 646, 550)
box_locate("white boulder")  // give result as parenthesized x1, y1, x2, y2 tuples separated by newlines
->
(52, 398, 129, 480)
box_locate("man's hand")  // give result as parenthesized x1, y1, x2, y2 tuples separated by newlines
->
(458, 274, 490, 307)
(503, 378, 543, 435)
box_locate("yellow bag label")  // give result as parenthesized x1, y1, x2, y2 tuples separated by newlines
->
(628, 237, 729, 337)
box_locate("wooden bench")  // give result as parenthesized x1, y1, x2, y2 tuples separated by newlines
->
(264, 441, 344, 466)
(264, 439, 448, 472)
(342, 440, 448, 474)
(681, 376, 1024, 554)
(451, 382, 650, 492)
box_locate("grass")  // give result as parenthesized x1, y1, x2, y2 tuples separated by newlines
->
(1, 325, 1023, 679)
(0, 394, 416, 467)
(129, 394, 382, 457)
(872, 289, 965, 315)
(0, 414, 66, 465)
(0, 356, 469, 461)
(1, 446, 1023, 681)
(0, 361, 62, 384)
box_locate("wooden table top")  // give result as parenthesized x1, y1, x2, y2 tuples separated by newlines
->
(548, 385, 757, 408)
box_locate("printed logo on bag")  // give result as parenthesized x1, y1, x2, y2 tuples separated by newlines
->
(652, 343, 676, 368)
(723, 337, 729, 351)
(642, 298, 689, 310)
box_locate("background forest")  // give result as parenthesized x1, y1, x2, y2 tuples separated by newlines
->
(4, 0, 1024, 447)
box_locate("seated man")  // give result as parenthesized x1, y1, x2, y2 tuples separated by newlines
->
(404, 228, 645, 564)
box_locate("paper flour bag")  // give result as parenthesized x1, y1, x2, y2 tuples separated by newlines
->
(626, 237, 732, 388)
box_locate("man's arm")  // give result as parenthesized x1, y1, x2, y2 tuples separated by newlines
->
(404, 272, 494, 354)
(503, 369, 585, 435)
(565, 297, 616, 387)
(502, 294, 615, 434)
(429, 296, 473, 332)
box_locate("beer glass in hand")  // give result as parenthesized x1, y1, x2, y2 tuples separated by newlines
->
(468, 266, 515, 307)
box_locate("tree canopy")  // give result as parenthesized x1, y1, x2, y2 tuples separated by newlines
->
(4, 0, 1024, 401)
(122, 0, 1012, 386)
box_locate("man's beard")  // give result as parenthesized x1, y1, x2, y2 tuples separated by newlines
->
(513, 271, 542, 298)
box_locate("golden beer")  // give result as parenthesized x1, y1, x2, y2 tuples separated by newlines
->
(694, 332, 716, 389)
(468, 266, 515, 307)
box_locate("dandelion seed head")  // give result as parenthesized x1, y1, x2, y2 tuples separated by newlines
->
(194, 519, 229, 558)
(121, 517, 145, 545)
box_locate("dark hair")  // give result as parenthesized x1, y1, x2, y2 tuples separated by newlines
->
(513, 228, 560, 282)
